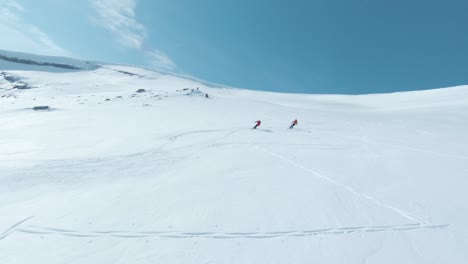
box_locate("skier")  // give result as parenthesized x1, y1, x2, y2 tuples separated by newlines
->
(289, 119, 298, 129)
(253, 120, 261, 129)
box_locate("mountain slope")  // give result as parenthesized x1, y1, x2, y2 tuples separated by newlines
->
(0, 49, 99, 72)
(1, 51, 468, 264)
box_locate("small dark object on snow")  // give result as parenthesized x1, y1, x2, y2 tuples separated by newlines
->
(116, 70, 137, 76)
(33, 106, 50, 111)
(105, 98, 111, 101)
(205, 93, 209, 98)
(136, 89, 146, 93)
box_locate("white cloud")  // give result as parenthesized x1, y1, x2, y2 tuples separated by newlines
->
(145, 50, 176, 70)
(3, 0, 24, 12)
(0, 1, 69, 56)
(89, 0, 146, 50)
(89, 0, 177, 70)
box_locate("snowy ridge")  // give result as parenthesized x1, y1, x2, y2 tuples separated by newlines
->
(0, 49, 98, 71)
(1, 51, 467, 264)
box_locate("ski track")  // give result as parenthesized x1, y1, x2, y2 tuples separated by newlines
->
(7, 128, 346, 174)
(388, 143, 468, 161)
(327, 129, 468, 161)
(0, 216, 34, 240)
(9, 223, 447, 240)
(1, 129, 438, 244)
(258, 147, 428, 225)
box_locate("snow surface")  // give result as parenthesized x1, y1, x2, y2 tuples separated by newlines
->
(1, 52, 468, 263)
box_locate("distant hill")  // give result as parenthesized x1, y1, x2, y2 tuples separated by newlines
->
(0, 49, 99, 72)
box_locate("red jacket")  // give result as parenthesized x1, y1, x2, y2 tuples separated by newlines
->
(255, 120, 261, 126)
(292, 119, 298, 125)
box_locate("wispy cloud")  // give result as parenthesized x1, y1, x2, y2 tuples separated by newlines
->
(89, 0, 177, 70)
(3, 0, 24, 12)
(89, 0, 146, 49)
(0, 0, 69, 56)
(145, 50, 176, 70)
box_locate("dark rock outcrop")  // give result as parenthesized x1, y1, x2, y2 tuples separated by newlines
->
(33, 106, 50, 111)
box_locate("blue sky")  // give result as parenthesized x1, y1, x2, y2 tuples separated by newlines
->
(1, 0, 467, 94)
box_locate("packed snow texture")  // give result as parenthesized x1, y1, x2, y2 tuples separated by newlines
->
(1, 52, 468, 264)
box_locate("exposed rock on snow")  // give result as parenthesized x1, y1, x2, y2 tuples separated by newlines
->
(13, 82, 31, 90)
(32, 105, 51, 111)
(1, 71, 21, 82)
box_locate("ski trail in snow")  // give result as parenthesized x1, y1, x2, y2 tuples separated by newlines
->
(258, 147, 428, 225)
(389, 143, 468, 161)
(0, 216, 34, 240)
(14, 223, 447, 240)
(167, 129, 226, 142)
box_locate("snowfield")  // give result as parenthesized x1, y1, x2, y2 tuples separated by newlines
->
(1, 52, 468, 263)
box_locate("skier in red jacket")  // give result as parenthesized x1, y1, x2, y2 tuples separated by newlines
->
(253, 120, 261, 129)
(289, 119, 298, 129)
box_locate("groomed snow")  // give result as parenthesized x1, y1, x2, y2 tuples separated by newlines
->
(1, 57, 468, 263)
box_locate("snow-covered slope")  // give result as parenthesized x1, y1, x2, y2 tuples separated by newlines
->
(0, 49, 99, 72)
(1, 52, 468, 264)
